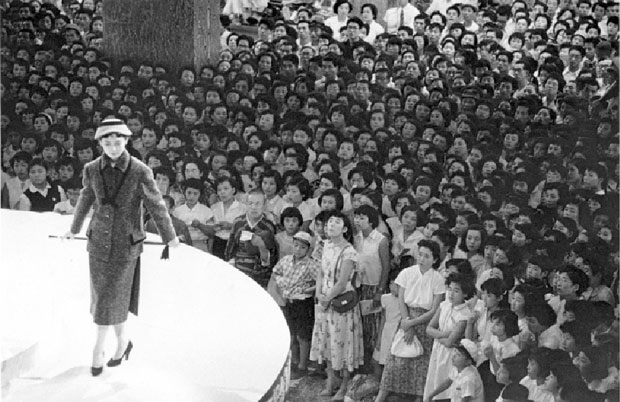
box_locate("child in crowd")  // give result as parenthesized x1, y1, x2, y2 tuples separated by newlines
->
(425, 273, 475, 401)
(2, 151, 32, 209)
(424, 339, 484, 402)
(270, 231, 319, 380)
(208, 176, 246, 258)
(54, 177, 82, 215)
(146, 195, 192, 246)
(261, 169, 285, 224)
(391, 205, 425, 269)
(373, 272, 401, 379)
(276, 206, 303, 259)
(73, 137, 98, 166)
(18, 158, 67, 212)
(495, 353, 528, 400)
(173, 178, 213, 252)
(483, 309, 521, 401)
(278, 175, 317, 226)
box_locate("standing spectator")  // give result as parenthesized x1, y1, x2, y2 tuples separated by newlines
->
(360, 3, 385, 44)
(324, 0, 352, 42)
(353, 204, 391, 368)
(146, 195, 193, 246)
(208, 176, 247, 259)
(310, 212, 363, 401)
(424, 273, 474, 401)
(225, 190, 277, 288)
(376, 239, 446, 402)
(271, 231, 319, 379)
(384, 0, 420, 35)
(1, 151, 32, 209)
(173, 178, 213, 252)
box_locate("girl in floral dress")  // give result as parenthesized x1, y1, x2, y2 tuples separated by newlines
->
(310, 212, 364, 401)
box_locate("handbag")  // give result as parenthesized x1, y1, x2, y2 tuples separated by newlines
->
(390, 328, 423, 358)
(329, 245, 359, 314)
(331, 289, 359, 313)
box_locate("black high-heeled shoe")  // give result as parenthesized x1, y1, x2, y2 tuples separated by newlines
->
(91, 366, 103, 376)
(107, 341, 133, 367)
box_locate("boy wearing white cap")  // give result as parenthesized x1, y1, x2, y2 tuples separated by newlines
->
(64, 118, 179, 376)
(424, 339, 484, 402)
(270, 231, 319, 380)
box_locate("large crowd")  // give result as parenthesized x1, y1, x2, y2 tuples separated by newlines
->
(1, 0, 619, 401)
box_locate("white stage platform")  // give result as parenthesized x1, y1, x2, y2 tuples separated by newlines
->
(1, 210, 290, 402)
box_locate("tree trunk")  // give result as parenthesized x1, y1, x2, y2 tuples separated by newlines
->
(104, 0, 221, 75)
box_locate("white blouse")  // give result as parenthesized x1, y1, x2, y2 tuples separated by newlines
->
(395, 265, 445, 310)
(210, 200, 246, 240)
(354, 229, 386, 286)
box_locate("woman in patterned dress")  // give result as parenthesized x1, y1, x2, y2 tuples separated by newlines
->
(310, 211, 364, 401)
(375, 239, 446, 402)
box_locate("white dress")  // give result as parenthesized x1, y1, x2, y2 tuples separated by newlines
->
(373, 293, 401, 365)
(424, 300, 471, 400)
(354, 229, 385, 286)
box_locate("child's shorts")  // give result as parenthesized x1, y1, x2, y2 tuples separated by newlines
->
(282, 297, 314, 341)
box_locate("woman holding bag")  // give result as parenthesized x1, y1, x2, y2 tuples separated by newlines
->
(310, 212, 364, 402)
(375, 240, 446, 402)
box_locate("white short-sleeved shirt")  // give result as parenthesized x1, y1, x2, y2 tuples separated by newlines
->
(211, 200, 246, 240)
(449, 365, 484, 402)
(54, 199, 76, 215)
(277, 199, 318, 223)
(489, 336, 520, 374)
(173, 202, 213, 242)
(5, 177, 31, 209)
(520, 376, 555, 402)
(265, 194, 285, 224)
(538, 324, 563, 349)
(323, 16, 347, 41)
(395, 265, 445, 310)
(364, 20, 385, 44)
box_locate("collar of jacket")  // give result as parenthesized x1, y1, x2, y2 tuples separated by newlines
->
(101, 150, 130, 172)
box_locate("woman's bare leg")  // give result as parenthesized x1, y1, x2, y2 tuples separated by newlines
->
(92, 325, 109, 367)
(112, 321, 129, 359)
(333, 369, 351, 400)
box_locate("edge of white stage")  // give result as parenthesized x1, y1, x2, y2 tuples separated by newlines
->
(1, 210, 291, 402)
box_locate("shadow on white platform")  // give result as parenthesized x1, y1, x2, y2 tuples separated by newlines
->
(1, 210, 290, 402)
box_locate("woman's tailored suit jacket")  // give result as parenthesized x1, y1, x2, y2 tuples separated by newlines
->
(70, 154, 176, 261)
